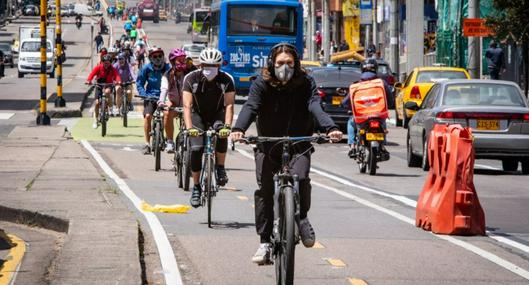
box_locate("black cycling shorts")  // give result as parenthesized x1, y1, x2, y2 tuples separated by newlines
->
(143, 100, 157, 117)
(189, 111, 228, 172)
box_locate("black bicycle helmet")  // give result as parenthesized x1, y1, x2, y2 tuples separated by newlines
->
(361, 58, 378, 73)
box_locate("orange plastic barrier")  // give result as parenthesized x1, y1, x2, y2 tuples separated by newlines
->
(416, 124, 485, 235)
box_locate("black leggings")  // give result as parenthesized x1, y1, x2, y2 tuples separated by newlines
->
(189, 112, 228, 172)
(254, 149, 312, 243)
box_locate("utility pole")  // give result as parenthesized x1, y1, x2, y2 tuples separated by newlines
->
(372, 0, 377, 47)
(468, 0, 480, 78)
(37, 0, 50, 125)
(390, 0, 399, 78)
(322, 0, 330, 63)
(310, 0, 316, 61)
(55, 0, 65, 107)
(306, 0, 313, 60)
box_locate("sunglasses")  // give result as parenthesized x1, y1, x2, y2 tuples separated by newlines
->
(151, 55, 164, 59)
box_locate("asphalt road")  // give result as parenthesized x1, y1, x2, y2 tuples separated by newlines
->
(72, 12, 529, 285)
(3, 6, 529, 284)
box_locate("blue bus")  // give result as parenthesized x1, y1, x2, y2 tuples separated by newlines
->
(208, 0, 303, 94)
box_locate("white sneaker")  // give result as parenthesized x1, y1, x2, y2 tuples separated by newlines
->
(92, 120, 98, 129)
(112, 106, 120, 116)
(165, 141, 175, 153)
(252, 243, 272, 265)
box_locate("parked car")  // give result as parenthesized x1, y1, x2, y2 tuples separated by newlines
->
(23, 5, 39, 16)
(67, 3, 76, 16)
(60, 5, 69, 17)
(309, 66, 362, 132)
(406, 79, 529, 173)
(0, 43, 14, 68)
(182, 43, 205, 62)
(394, 67, 470, 128)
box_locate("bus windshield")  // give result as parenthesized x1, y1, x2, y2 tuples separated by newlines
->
(228, 6, 296, 36)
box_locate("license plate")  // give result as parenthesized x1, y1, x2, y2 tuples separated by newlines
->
(332, 96, 342, 105)
(366, 133, 385, 141)
(476, 119, 499, 130)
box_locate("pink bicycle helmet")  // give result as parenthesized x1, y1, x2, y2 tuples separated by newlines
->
(169, 48, 186, 61)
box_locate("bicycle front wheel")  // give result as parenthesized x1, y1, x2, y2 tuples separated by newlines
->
(122, 95, 128, 128)
(100, 101, 107, 137)
(154, 123, 162, 171)
(275, 186, 296, 285)
(182, 138, 191, 191)
(206, 155, 214, 228)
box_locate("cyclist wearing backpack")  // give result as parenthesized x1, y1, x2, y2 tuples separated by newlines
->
(230, 43, 342, 264)
(136, 46, 171, 154)
(114, 52, 136, 114)
(343, 58, 390, 158)
(182, 48, 235, 207)
(158, 48, 188, 153)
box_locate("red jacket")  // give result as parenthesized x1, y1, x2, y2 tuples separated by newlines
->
(87, 63, 121, 83)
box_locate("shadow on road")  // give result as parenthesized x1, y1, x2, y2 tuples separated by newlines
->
(474, 169, 522, 176)
(375, 173, 421, 178)
(0, 99, 38, 110)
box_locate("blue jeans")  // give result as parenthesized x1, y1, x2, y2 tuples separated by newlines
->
(347, 116, 387, 145)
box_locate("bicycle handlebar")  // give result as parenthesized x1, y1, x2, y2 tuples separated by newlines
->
(237, 135, 330, 145)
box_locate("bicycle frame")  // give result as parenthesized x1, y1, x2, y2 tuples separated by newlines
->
(199, 129, 218, 198)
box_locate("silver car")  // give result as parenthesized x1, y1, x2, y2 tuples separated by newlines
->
(405, 79, 529, 174)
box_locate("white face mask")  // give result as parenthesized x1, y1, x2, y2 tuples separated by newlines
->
(202, 67, 218, 81)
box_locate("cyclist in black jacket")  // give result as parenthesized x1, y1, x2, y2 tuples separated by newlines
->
(231, 43, 342, 265)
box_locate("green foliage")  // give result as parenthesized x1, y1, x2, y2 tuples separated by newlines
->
(486, 0, 529, 43)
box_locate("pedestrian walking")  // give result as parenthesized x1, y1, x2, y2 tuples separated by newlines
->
(0, 49, 4, 79)
(95, 32, 104, 53)
(485, 41, 505, 80)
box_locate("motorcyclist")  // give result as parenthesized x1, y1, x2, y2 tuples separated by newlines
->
(75, 14, 83, 28)
(343, 58, 390, 158)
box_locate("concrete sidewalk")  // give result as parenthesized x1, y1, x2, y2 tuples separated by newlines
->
(0, 125, 142, 284)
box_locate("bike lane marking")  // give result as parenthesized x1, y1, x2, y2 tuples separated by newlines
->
(81, 140, 184, 285)
(235, 148, 529, 280)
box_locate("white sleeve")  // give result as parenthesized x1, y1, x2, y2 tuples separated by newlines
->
(159, 76, 169, 102)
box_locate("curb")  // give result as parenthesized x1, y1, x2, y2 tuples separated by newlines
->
(0, 233, 26, 285)
(0, 205, 69, 234)
(46, 85, 94, 118)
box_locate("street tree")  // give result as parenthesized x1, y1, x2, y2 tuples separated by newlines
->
(486, 0, 529, 97)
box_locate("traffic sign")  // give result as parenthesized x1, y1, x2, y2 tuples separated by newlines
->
(463, 18, 493, 37)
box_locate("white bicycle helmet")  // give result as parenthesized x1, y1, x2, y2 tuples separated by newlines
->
(199, 48, 223, 65)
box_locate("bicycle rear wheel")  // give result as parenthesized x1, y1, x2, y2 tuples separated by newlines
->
(206, 155, 214, 228)
(154, 123, 162, 171)
(275, 186, 296, 285)
(175, 133, 184, 187)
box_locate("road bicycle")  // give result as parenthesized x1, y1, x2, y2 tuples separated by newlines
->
(172, 107, 191, 191)
(91, 83, 115, 137)
(238, 135, 329, 285)
(193, 124, 225, 228)
(118, 81, 135, 128)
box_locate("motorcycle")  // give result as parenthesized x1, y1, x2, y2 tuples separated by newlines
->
(354, 119, 390, 175)
(348, 78, 391, 175)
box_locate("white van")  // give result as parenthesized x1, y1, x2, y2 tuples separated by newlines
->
(17, 26, 55, 78)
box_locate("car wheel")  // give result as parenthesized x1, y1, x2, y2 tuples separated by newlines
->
(502, 159, 518, 172)
(403, 105, 410, 129)
(10, 63, 14, 68)
(18, 71, 24, 78)
(407, 131, 421, 167)
(421, 136, 430, 171)
(522, 160, 529, 175)
(395, 108, 402, 127)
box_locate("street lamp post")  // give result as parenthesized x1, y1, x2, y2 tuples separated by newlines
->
(37, 0, 50, 125)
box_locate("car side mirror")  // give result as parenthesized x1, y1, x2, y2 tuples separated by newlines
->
(404, 101, 420, 111)
(394, 82, 403, 89)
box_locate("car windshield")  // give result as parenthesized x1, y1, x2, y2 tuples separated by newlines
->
(416, 71, 468, 83)
(228, 5, 296, 36)
(443, 83, 526, 107)
(310, 68, 361, 82)
(184, 45, 204, 52)
(378, 64, 389, 74)
(21, 42, 52, 52)
(0, 44, 10, 52)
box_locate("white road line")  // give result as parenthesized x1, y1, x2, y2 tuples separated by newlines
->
(235, 148, 529, 279)
(81, 140, 183, 285)
(0, 113, 15, 120)
(475, 164, 501, 171)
